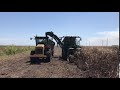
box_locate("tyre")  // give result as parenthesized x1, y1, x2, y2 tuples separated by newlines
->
(30, 51, 35, 64)
(62, 49, 67, 60)
(67, 56, 70, 63)
(67, 55, 74, 63)
(30, 57, 39, 64)
(30, 51, 35, 55)
(30, 57, 35, 64)
(52, 51, 54, 56)
(46, 49, 52, 62)
(46, 56, 51, 62)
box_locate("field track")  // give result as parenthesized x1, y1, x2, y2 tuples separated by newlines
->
(0, 47, 82, 78)
(0, 46, 119, 78)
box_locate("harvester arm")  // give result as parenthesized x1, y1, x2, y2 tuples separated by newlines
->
(45, 31, 63, 48)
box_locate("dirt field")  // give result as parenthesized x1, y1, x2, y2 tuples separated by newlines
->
(0, 47, 82, 78)
(0, 46, 119, 78)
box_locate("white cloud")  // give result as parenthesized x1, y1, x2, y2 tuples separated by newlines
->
(96, 29, 119, 39)
(85, 28, 119, 46)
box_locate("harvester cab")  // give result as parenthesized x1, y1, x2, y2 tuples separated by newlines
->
(45, 31, 82, 60)
(61, 36, 81, 60)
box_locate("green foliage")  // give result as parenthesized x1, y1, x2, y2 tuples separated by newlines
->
(0, 45, 34, 56)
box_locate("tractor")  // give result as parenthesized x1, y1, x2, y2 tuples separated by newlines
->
(30, 35, 55, 63)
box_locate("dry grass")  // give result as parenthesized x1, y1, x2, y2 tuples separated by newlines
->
(0, 45, 34, 61)
(0, 51, 31, 62)
(72, 46, 119, 78)
(0, 45, 34, 56)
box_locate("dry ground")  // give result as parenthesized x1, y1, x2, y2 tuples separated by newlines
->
(0, 46, 119, 78)
(0, 47, 83, 78)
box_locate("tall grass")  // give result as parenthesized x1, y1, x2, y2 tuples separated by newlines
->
(0, 45, 34, 56)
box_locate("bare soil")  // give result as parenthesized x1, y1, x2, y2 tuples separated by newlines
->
(0, 46, 119, 78)
(0, 47, 82, 78)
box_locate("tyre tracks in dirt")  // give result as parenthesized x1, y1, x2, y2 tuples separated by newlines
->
(0, 47, 83, 78)
(0, 57, 82, 78)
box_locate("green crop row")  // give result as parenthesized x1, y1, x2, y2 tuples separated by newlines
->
(0, 45, 34, 56)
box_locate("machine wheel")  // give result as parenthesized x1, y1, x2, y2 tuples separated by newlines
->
(52, 52, 54, 56)
(30, 51, 35, 63)
(67, 56, 70, 63)
(46, 49, 52, 62)
(30, 57, 39, 64)
(62, 49, 67, 60)
(46, 56, 51, 62)
(67, 55, 74, 63)
(30, 50, 35, 55)
(30, 57, 35, 64)
(46, 53, 52, 62)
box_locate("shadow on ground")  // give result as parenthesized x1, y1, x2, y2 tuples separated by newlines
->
(26, 56, 65, 65)
(26, 58, 49, 65)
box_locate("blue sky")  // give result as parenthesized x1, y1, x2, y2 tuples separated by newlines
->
(0, 12, 119, 46)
